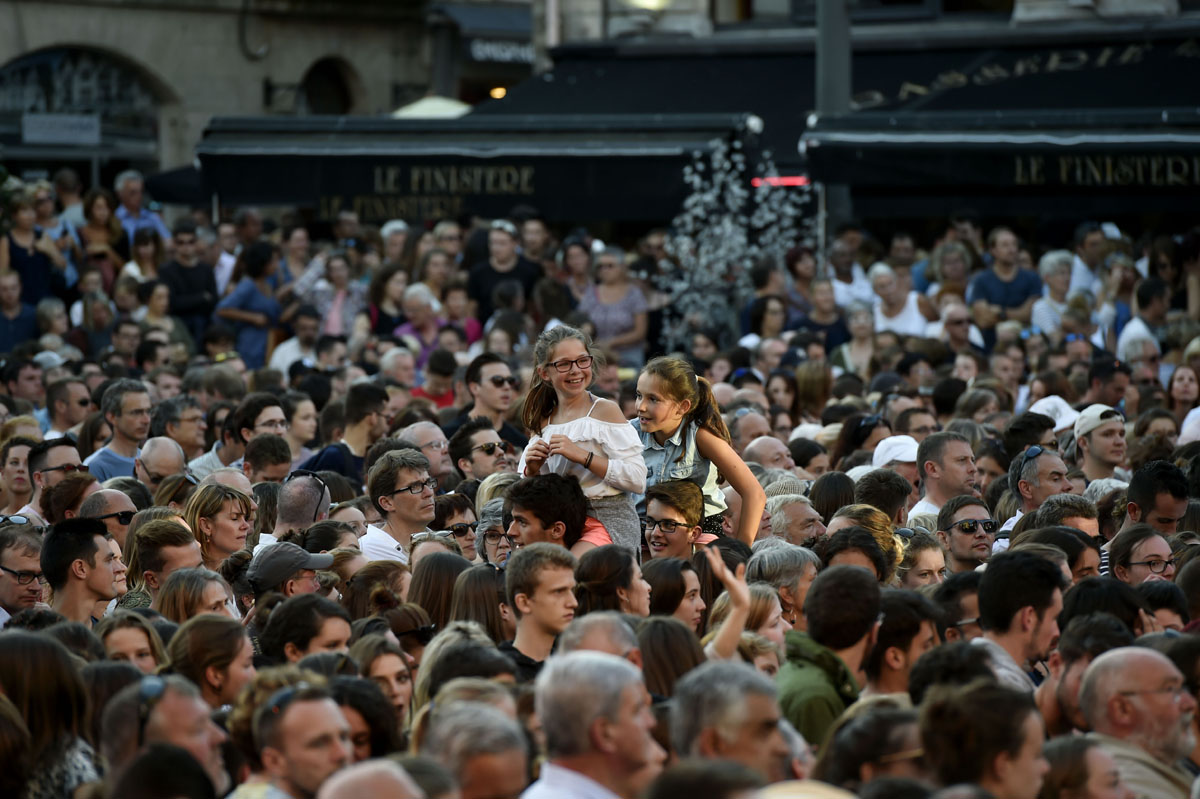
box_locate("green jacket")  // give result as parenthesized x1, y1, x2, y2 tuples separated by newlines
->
(777, 630, 860, 749)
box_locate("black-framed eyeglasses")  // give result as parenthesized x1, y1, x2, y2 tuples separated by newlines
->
(483, 530, 514, 546)
(471, 441, 511, 457)
(287, 470, 329, 522)
(947, 519, 998, 535)
(136, 675, 167, 746)
(389, 477, 439, 496)
(548, 355, 594, 373)
(642, 516, 688, 535)
(40, 463, 88, 475)
(1130, 558, 1176, 574)
(95, 510, 135, 526)
(446, 522, 477, 538)
(0, 563, 46, 586)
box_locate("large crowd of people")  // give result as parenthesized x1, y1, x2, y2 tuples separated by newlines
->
(1, 166, 1200, 799)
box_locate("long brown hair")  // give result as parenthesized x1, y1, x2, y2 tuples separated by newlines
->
(640, 356, 730, 442)
(0, 632, 88, 764)
(163, 615, 248, 695)
(522, 324, 602, 434)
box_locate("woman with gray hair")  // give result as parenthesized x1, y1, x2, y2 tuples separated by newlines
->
(1031, 249, 1074, 342)
(476, 498, 512, 566)
(394, 282, 445, 369)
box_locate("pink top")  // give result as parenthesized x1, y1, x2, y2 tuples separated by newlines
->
(579, 517, 613, 548)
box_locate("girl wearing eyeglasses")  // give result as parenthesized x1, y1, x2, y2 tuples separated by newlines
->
(520, 325, 647, 556)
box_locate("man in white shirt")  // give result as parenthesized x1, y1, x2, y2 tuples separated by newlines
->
(254, 471, 330, 554)
(827, 240, 874, 308)
(268, 305, 321, 374)
(359, 449, 436, 564)
(909, 432, 977, 520)
(521, 651, 664, 799)
(1068, 222, 1106, 299)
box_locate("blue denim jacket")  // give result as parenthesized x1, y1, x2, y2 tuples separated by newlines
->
(630, 419, 727, 518)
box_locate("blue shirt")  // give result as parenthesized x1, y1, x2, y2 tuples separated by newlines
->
(0, 305, 38, 355)
(630, 418, 726, 518)
(84, 446, 139, 482)
(215, 278, 281, 369)
(966, 268, 1043, 311)
(116, 205, 171, 247)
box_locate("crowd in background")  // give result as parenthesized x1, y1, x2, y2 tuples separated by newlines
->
(1, 166, 1200, 799)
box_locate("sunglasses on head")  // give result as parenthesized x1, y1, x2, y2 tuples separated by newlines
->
(136, 675, 167, 747)
(286, 470, 329, 522)
(394, 623, 438, 645)
(487, 375, 520, 388)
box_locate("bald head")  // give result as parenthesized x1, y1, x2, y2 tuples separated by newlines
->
(743, 436, 793, 471)
(275, 474, 330, 531)
(141, 436, 186, 469)
(78, 488, 137, 548)
(202, 467, 253, 496)
(316, 760, 424, 799)
(1080, 646, 1195, 761)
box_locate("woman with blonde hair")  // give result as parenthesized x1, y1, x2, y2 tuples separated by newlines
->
(0, 415, 42, 443)
(475, 471, 520, 518)
(705, 581, 792, 651)
(154, 567, 234, 623)
(184, 483, 253, 570)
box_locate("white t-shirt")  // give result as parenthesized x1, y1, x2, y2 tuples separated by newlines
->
(359, 524, 411, 565)
(908, 497, 941, 522)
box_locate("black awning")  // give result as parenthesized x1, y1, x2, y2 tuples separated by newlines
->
(195, 113, 753, 222)
(474, 31, 1200, 170)
(431, 2, 531, 37)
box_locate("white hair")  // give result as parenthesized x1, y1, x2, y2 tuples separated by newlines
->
(1038, 249, 1073, 280)
(381, 219, 409, 238)
(403, 282, 442, 313)
(379, 346, 415, 373)
(422, 701, 526, 775)
(671, 661, 778, 756)
(114, 170, 143, 192)
(536, 651, 642, 758)
(1117, 335, 1160, 363)
(867, 262, 896, 285)
(766, 494, 811, 538)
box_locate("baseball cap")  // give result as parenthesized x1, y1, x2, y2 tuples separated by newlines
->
(248, 542, 333, 593)
(1028, 396, 1080, 434)
(1074, 404, 1123, 439)
(872, 435, 918, 469)
(846, 464, 875, 483)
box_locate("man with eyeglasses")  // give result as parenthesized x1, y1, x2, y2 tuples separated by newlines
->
(85, 379, 151, 482)
(19, 438, 83, 526)
(157, 395, 208, 461)
(974, 550, 1067, 693)
(232, 393, 288, 453)
(44, 377, 90, 440)
(893, 407, 940, 444)
(937, 495, 998, 575)
(78, 489, 138, 551)
(448, 416, 515, 482)
(0, 526, 44, 628)
(443, 353, 529, 450)
(1081, 647, 1196, 799)
(362, 449, 437, 564)
(134, 436, 187, 498)
(909, 431, 978, 520)
(396, 420, 453, 486)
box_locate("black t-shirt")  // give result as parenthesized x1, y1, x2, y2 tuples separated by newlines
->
(498, 640, 544, 684)
(467, 257, 542, 323)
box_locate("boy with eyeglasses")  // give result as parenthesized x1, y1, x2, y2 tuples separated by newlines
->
(937, 495, 999, 574)
(20, 438, 84, 526)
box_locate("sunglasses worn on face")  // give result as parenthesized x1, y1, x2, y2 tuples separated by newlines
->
(446, 522, 478, 538)
(472, 442, 511, 457)
(41, 463, 88, 475)
(487, 375, 520, 388)
(948, 519, 998, 535)
(96, 510, 135, 525)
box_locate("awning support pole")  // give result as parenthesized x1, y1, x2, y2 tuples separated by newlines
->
(816, 0, 853, 230)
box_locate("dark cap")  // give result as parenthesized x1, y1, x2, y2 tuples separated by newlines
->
(247, 542, 333, 593)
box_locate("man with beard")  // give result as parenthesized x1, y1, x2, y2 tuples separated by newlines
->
(1082, 647, 1197, 799)
(937, 496, 999, 575)
(973, 551, 1068, 693)
(255, 683, 352, 799)
(1036, 613, 1133, 737)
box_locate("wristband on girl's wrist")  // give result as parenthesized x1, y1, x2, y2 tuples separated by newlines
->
(584, 451, 594, 469)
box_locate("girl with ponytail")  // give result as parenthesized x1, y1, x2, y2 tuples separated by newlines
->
(519, 325, 647, 555)
(633, 356, 765, 546)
